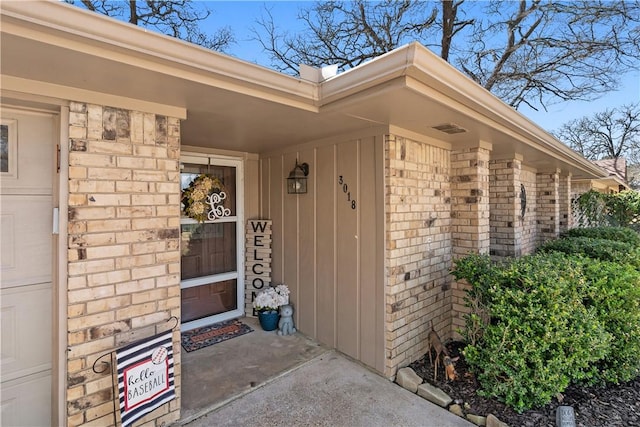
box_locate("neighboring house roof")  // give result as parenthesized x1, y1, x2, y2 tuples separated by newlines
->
(593, 158, 630, 191)
(593, 158, 627, 183)
(573, 158, 631, 192)
(0, 1, 610, 181)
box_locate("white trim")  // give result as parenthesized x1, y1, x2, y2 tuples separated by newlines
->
(56, 106, 68, 427)
(180, 216, 238, 226)
(179, 154, 245, 332)
(181, 309, 244, 332)
(180, 272, 238, 290)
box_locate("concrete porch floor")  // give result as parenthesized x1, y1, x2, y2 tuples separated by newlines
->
(176, 316, 473, 427)
(177, 316, 330, 424)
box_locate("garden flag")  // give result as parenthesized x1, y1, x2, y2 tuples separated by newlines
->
(116, 330, 175, 427)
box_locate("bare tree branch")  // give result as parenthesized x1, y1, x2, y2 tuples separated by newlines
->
(460, 0, 640, 108)
(252, 0, 438, 74)
(66, 0, 234, 51)
(254, 0, 640, 110)
(554, 104, 640, 164)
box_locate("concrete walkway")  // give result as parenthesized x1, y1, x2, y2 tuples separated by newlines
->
(184, 351, 473, 427)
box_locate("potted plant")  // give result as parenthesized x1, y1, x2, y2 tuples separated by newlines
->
(253, 284, 290, 331)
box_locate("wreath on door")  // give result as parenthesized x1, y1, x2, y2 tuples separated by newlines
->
(181, 174, 227, 222)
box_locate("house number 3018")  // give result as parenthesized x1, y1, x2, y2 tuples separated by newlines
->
(338, 175, 357, 210)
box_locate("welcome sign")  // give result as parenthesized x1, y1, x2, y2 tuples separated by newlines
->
(116, 330, 175, 427)
(245, 220, 272, 316)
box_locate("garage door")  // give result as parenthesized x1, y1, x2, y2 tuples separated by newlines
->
(1, 109, 55, 426)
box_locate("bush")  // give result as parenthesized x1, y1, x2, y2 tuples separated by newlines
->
(452, 253, 611, 412)
(578, 260, 640, 384)
(538, 236, 640, 270)
(452, 255, 495, 346)
(561, 226, 640, 247)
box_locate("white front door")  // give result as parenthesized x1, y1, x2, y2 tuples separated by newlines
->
(179, 155, 244, 331)
(1, 109, 55, 426)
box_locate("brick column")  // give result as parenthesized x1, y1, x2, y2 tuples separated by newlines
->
(558, 173, 572, 233)
(537, 169, 561, 244)
(383, 135, 452, 377)
(66, 102, 181, 426)
(489, 155, 523, 259)
(450, 142, 491, 335)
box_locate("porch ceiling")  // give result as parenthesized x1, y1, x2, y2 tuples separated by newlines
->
(0, 32, 370, 154)
(319, 80, 592, 176)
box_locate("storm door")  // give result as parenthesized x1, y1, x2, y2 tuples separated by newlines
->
(180, 155, 244, 331)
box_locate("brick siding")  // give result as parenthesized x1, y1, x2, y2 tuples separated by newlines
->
(559, 174, 572, 232)
(489, 157, 523, 258)
(537, 169, 561, 244)
(384, 135, 452, 376)
(450, 145, 491, 335)
(520, 169, 538, 254)
(66, 102, 181, 426)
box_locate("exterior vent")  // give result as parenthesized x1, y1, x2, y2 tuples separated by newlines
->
(432, 123, 467, 134)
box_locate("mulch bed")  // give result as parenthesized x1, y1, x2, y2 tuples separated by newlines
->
(409, 342, 640, 427)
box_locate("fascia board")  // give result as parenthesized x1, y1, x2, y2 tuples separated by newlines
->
(320, 42, 607, 179)
(615, 177, 631, 190)
(319, 44, 415, 104)
(592, 177, 627, 190)
(0, 1, 318, 111)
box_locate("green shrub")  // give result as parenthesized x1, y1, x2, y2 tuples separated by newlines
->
(606, 190, 640, 229)
(452, 253, 610, 412)
(538, 236, 640, 269)
(562, 226, 640, 247)
(453, 255, 497, 346)
(578, 260, 640, 384)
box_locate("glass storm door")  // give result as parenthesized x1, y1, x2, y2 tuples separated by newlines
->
(180, 155, 244, 331)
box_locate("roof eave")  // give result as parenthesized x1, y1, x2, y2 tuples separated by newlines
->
(321, 42, 608, 180)
(0, 0, 318, 110)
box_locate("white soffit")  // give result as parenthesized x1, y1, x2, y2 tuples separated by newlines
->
(320, 42, 607, 179)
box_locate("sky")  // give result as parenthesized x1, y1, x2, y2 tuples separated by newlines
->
(200, 1, 639, 133)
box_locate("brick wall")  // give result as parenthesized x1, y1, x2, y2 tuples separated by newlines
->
(66, 102, 181, 426)
(559, 174, 572, 232)
(489, 157, 522, 258)
(488, 158, 544, 258)
(450, 144, 491, 335)
(537, 169, 560, 244)
(384, 135, 451, 375)
(520, 169, 538, 254)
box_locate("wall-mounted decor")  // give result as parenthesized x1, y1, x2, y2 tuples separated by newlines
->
(116, 330, 175, 427)
(181, 174, 229, 222)
(520, 184, 527, 219)
(1, 119, 17, 177)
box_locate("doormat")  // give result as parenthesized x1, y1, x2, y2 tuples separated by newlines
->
(181, 319, 253, 353)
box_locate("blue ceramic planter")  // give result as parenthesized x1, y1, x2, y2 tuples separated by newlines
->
(258, 310, 279, 331)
